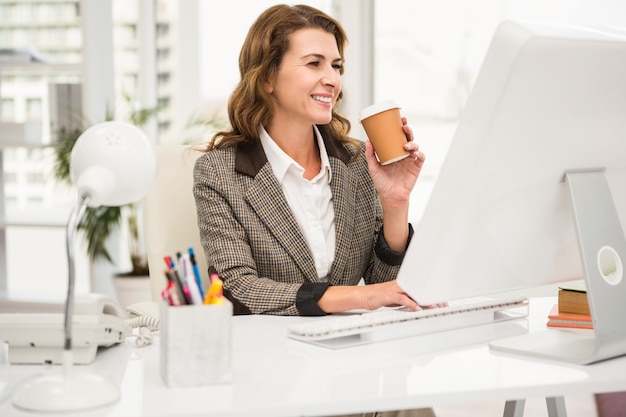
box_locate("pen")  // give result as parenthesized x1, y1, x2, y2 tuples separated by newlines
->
(188, 247, 205, 299)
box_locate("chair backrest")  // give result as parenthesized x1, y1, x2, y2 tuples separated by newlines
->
(143, 145, 206, 301)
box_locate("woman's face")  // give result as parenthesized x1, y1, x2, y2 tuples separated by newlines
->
(266, 28, 343, 129)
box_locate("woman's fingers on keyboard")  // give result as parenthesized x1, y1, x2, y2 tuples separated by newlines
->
(365, 281, 419, 311)
(419, 302, 448, 309)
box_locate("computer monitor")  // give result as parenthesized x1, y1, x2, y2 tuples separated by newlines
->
(396, 20, 626, 364)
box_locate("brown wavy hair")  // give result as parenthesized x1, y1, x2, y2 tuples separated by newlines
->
(206, 4, 354, 151)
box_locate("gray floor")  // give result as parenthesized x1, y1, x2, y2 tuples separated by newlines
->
(435, 394, 597, 416)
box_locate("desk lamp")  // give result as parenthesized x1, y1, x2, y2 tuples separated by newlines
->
(12, 121, 156, 412)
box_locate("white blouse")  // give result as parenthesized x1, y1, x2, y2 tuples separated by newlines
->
(259, 125, 336, 281)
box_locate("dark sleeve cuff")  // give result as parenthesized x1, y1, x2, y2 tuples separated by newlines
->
(296, 282, 330, 316)
(375, 223, 414, 266)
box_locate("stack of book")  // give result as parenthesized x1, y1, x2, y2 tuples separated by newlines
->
(547, 281, 592, 329)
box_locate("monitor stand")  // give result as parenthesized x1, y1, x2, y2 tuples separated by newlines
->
(490, 169, 626, 364)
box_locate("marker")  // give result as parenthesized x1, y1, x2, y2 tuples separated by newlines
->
(181, 253, 203, 304)
(177, 271, 191, 304)
(204, 274, 225, 305)
(167, 257, 189, 304)
(163, 270, 183, 306)
(165, 270, 184, 305)
(164, 256, 173, 270)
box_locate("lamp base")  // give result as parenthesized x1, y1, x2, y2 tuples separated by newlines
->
(12, 356, 120, 412)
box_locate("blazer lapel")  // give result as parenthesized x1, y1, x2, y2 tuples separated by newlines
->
(233, 132, 359, 284)
(328, 156, 357, 284)
(319, 129, 359, 285)
(235, 141, 319, 282)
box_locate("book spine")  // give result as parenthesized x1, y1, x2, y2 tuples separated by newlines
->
(547, 321, 593, 330)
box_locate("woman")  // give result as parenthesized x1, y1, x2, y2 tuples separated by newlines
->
(194, 6, 436, 417)
(194, 4, 425, 317)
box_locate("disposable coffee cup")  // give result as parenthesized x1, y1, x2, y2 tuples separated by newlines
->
(359, 100, 410, 165)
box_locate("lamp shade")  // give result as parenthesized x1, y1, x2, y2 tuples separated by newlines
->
(70, 121, 156, 207)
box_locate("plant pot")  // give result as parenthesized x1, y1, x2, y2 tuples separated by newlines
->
(113, 274, 152, 308)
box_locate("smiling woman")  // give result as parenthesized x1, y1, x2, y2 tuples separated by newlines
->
(194, 3, 424, 317)
(192, 5, 433, 415)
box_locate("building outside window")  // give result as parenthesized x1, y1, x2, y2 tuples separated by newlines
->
(1, 98, 14, 121)
(25, 98, 42, 120)
(0, 0, 624, 296)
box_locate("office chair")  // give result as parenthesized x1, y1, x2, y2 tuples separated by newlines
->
(143, 145, 207, 302)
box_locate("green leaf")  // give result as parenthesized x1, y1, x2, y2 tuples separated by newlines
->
(78, 206, 122, 263)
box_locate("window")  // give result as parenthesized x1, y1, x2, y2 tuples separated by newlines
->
(1, 98, 15, 121)
(5, 0, 623, 297)
(0, 28, 9, 44)
(36, 3, 56, 22)
(157, 72, 170, 85)
(26, 98, 42, 121)
(13, 2, 34, 22)
(121, 73, 138, 91)
(156, 47, 169, 62)
(0, 4, 8, 20)
(156, 22, 169, 37)
(65, 26, 82, 48)
(373, 0, 626, 223)
(158, 120, 170, 131)
(157, 96, 170, 108)
(26, 172, 44, 184)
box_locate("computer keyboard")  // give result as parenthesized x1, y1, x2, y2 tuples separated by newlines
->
(287, 295, 529, 348)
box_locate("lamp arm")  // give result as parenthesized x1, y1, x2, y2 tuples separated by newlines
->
(63, 193, 90, 351)
(11, 189, 121, 413)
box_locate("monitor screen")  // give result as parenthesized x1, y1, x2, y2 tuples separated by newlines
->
(397, 20, 626, 305)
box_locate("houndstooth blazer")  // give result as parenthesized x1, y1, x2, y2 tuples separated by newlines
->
(193, 127, 409, 316)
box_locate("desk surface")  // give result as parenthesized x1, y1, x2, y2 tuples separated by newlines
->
(1, 297, 625, 417)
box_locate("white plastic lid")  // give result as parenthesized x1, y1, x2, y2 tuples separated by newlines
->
(358, 100, 401, 122)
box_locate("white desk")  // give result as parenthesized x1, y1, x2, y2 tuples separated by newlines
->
(1, 297, 625, 417)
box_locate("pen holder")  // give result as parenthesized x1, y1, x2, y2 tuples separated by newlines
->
(160, 300, 233, 387)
